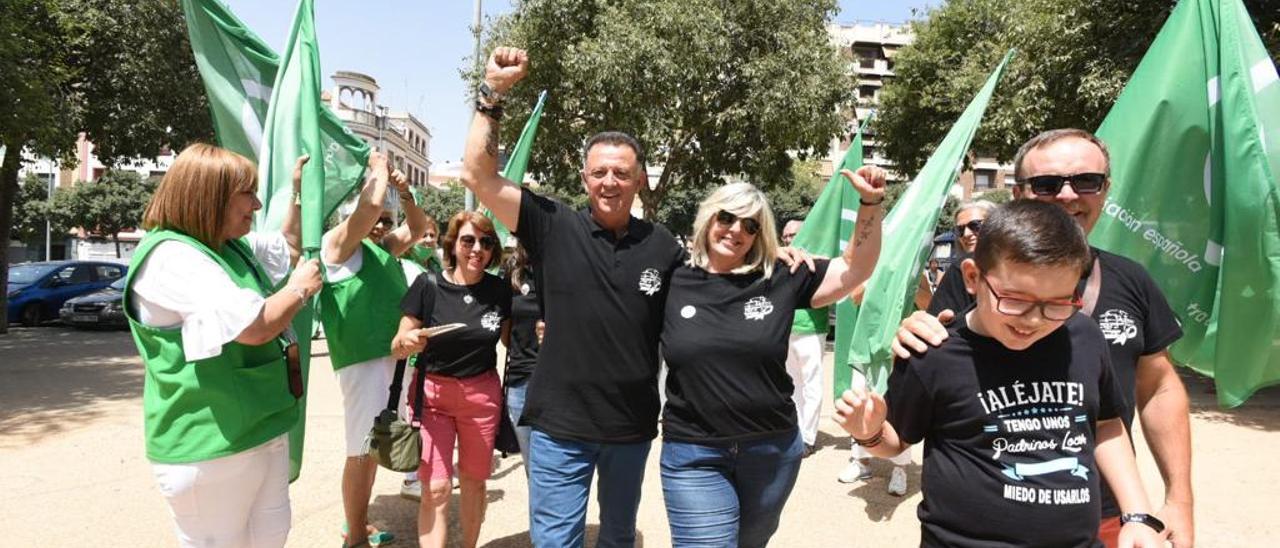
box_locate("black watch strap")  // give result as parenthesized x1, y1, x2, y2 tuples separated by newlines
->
(1120, 513, 1166, 533)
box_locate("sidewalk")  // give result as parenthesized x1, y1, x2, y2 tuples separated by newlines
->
(1, 326, 1277, 546)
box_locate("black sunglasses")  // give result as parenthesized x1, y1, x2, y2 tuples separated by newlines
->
(1017, 173, 1107, 196)
(954, 219, 984, 237)
(459, 234, 499, 251)
(714, 210, 760, 236)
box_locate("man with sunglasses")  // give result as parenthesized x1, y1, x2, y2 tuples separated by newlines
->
(920, 200, 996, 314)
(318, 164, 429, 547)
(893, 129, 1192, 548)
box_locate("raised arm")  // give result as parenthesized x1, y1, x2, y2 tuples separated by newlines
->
(279, 155, 309, 265)
(382, 169, 428, 257)
(809, 166, 886, 308)
(460, 47, 530, 232)
(323, 151, 389, 265)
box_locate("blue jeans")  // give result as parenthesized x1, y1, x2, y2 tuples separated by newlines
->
(527, 428, 651, 547)
(660, 430, 804, 548)
(504, 378, 533, 462)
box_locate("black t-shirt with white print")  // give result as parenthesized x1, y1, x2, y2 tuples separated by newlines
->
(504, 270, 541, 385)
(887, 314, 1126, 548)
(661, 259, 830, 443)
(400, 272, 512, 379)
(925, 248, 1183, 518)
(514, 187, 686, 443)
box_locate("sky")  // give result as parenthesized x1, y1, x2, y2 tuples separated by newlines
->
(220, 0, 935, 164)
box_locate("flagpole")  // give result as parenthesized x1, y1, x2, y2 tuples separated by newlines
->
(464, 0, 482, 211)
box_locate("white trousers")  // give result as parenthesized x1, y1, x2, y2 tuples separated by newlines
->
(848, 367, 912, 465)
(151, 434, 291, 548)
(785, 332, 824, 446)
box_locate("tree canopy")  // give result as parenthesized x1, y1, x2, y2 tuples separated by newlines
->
(875, 0, 1280, 177)
(479, 0, 851, 219)
(49, 170, 158, 258)
(0, 0, 212, 332)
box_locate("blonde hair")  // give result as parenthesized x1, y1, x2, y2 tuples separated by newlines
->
(688, 182, 779, 278)
(143, 143, 257, 248)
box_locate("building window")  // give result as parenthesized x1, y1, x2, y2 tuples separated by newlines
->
(975, 170, 994, 189)
(859, 86, 877, 100)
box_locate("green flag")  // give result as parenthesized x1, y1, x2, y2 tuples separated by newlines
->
(491, 90, 549, 247)
(848, 50, 1014, 393)
(1090, 0, 1280, 407)
(788, 119, 868, 399)
(181, 0, 368, 235)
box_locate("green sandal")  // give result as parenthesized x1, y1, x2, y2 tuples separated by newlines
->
(341, 524, 395, 547)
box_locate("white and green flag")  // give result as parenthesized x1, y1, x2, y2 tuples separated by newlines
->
(848, 51, 1013, 392)
(788, 119, 867, 399)
(1091, 0, 1280, 407)
(181, 0, 368, 236)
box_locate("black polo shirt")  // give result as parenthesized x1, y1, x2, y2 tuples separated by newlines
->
(514, 187, 685, 443)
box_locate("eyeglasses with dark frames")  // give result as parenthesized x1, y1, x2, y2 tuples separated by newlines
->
(981, 274, 1082, 321)
(458, 234, 499, 251)
(954, 219, 984, 237)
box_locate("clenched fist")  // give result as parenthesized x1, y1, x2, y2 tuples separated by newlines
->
(485, 46, 529, 96)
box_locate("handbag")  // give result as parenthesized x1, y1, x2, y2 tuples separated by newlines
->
(366, 357, 424, 472)
(494, 380, 521, 456)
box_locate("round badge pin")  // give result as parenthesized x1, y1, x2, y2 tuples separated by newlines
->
(680, 305, 696, 319)
(463, 295, 474, 304)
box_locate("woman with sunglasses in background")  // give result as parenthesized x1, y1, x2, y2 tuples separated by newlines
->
(391, 211, 511, 548)
(126, 144, 322, 547)
(657, 168, 884, 547)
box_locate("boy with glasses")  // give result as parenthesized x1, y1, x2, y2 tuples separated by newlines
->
(836, 200, 1166, 548)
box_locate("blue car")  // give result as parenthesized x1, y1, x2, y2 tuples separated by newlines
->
(6, 261, 128, 327)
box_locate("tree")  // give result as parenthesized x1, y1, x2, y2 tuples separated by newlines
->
(12, 173, 59, 248)
(49, 170, 157, 258)
(478, 0, 851, 219)
(419, 181, 468, 227)
(875, 0, 1279, 177)
(0, 0, 212, 332)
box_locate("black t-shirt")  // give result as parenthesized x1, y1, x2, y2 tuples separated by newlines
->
(661, 259, 830, 443)
(514, 188, 685, 443)
(927, 261, 969, 316)
(925, 249, 1183, 517)
(400, 272, 512, 379)
(504, 269, 541, 385)
(888, 315, 1126, 548)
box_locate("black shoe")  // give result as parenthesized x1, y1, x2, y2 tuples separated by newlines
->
(802, 443, 816, 458)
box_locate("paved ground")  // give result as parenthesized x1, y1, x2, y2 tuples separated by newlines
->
(2, 325, 1278, 546)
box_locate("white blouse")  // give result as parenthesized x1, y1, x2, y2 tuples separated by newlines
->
(130, 232, 293, 361)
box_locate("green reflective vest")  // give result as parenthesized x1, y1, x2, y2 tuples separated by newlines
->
(125, 230, 299, 464)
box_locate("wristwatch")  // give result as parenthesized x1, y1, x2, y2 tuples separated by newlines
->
(478, 81, 504, 105)
(1120, 513, 1166, 533)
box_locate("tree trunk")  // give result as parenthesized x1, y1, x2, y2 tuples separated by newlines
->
(0, 146, 22, 334)
(113, 233, 121, 258)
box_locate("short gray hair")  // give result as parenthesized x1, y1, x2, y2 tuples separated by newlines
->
(955, 199, 997, 221)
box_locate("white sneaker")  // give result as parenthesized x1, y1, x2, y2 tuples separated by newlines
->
(837, 458, 873, 484)
(400, 478, 422, 502)
(887, 466, 908, 496)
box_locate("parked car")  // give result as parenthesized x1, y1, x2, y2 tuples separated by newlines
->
(6, 261, 128, 327)
(60, 276, 128, 329)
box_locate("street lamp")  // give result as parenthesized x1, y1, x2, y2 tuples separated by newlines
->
(45, 163, 54, 261)
(465, 0, 482, 212)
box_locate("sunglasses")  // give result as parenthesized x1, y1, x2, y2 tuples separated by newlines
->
(954, 219, 984, 237)
(459, 234, 499, 251)
(375, 217, 395, 227)
(1017, 173, 1107, 196)
(714, 210, 760, 236)
(981, 274, 1082, 321)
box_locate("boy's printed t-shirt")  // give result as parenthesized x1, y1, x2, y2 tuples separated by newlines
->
(887, 314, 1126, 548)
(925, 249, 1182, 518)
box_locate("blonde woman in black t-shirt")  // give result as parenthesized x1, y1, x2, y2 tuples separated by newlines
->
(658, 168, 884, 547)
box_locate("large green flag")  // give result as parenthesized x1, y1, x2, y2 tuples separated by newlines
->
(1090, 0, 1280, 407)
(491, 90, 549, 247)
(848, 51, 1014, 393)
(181, 0, 368, 234)
(788, 119, 868, 399)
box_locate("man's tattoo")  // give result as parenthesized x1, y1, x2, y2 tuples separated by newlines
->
(484, 124, 499, 158)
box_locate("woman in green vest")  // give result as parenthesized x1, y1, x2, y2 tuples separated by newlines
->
(126, 144, 322, 547)
(317, 155, 429, 548)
